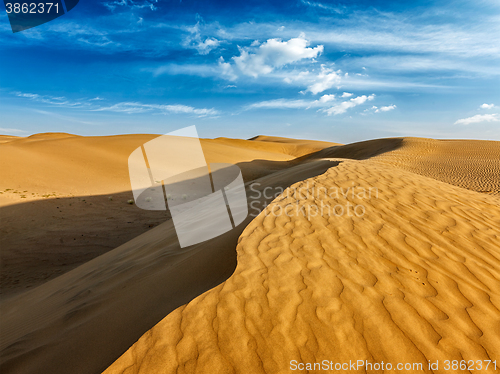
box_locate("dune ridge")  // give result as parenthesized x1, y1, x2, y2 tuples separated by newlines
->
(103, 144, 500, 373)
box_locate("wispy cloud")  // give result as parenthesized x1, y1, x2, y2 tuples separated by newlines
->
(454, 113, 499, 125)
(14, 92, 87, 107)
(183, 16, 221, 55)
(12, 92, 219, 118)
(93, 102, 219, 117)
(103, 0, 159, 12)
(300, 0, 345, 14)
(246, 93, 376, 117)
(0, 127, 28, 134)
(246, 94, 336, 110)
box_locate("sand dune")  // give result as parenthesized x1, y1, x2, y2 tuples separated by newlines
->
(211, 136, 341, 158)
(0, 158, 337, 374)
(1, 134, 499, 374)
(315, 137, 500, 195)
(1, 133, 335, 298)
(103, 139, 500, 374)
(0, 133, 304, 199)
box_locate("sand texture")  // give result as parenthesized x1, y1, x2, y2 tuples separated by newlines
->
(317, 137, 500, 195)
(103, 139, 500, 374)
(0, 133, 337, 374)
(1, 134, 499, 374)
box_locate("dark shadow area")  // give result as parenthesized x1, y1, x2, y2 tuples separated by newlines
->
(0, 191, 170, 299)
(0, 158, 340, 374)
(310, 137, 404, 160)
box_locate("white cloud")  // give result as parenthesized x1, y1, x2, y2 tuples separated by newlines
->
(184, 21, 220, 55)
(94, 102, 219, 117)
(218, 57, 238, 81)
(232, 35, 323, 78)
(247, 99, 311, 109)
(13, 91, 218, 118)
(454, 113, 499, 125)
(341, 92, 353, 98)
(324, 94, 375, 115)
(480, 103, 495, 109)
(247, 94, 335, 110)
(375, 104, 396, 113)
(103, 0, 157, 12)
(318, 94, 336, 103)
(14, 92, 85, 107)
(283, 70, 311, 84)
(305, 65, 341, 94)
(300, 0, 345, 14)
(247, 93, 379, 117)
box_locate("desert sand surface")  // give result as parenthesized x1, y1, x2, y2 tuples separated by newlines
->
(1, 134, 499, 374)
(0, 147, 338, 374)
(102, 137, 500, 374)
(0, 133, 330, 298)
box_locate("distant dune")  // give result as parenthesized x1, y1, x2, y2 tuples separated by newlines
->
(0, 134, 498, 374)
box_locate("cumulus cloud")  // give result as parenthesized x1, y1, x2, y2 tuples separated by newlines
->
(454, 113, 499, 125)
(480, 103, 495, 109)
(232, 35, 323, 78)
(318, 94, 336, 103)
(324, 94, 375, 115)
(341, 92, 353, 98)
(375, 104, 396, 113)
(305, 65, 341, 94)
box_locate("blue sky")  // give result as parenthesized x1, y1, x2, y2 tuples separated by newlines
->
(1, 0, 499, 143)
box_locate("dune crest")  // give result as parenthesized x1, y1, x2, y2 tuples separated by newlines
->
(104, 158, 500, 374)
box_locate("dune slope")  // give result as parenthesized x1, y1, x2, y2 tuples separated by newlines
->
(0, 156, 338, 374)
(104, 151, 500, 373)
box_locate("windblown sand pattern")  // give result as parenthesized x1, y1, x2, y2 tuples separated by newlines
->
(104, 157, 500, 374)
